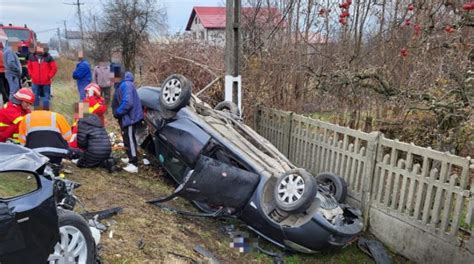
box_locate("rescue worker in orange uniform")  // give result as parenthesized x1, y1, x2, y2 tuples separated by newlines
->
(0, 88, 34, 143)
(18, 110, 72, 164)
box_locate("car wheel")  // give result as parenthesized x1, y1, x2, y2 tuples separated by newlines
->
(214, 101, 240, 116)
(274, 169, 317, 214)
(315, 172, 348, 203)
(48, 209, 95, 264)
(160, 74, 192, 111)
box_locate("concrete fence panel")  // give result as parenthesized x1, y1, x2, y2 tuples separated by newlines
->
(369, 137, 473, 263)
(287, 114, 379, 208)
(254, 107, 292, 156)
(253, 106, 474, 263)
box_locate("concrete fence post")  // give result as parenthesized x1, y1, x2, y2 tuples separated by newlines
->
(284, 112, 294, 158)
(466, 158, 474, 225)
(361, 131, 382, 231)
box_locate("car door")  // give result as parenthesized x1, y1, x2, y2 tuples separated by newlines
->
(155, 117, 211, 183)
(0, 170, 59, 264)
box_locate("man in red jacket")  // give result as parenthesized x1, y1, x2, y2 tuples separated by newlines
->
(0, 88, 34, 143)
(27, 46, 57, 110)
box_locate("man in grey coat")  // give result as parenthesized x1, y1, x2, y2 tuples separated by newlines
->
(2, 40, 22, 99)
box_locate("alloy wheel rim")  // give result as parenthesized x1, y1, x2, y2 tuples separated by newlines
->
(48, 225, 88, 264)
(163, 78, 182, 105)
(277, 174, 305, 205)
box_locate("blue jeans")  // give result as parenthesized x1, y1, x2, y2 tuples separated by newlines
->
(32, 84, 51, 110)
(77, 80, 90, 101)
(5, 73, 20, 100)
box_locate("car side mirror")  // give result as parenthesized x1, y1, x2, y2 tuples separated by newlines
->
(0, 171, 39, 200)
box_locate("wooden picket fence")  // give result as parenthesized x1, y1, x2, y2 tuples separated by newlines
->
(253, 106, 474, 262)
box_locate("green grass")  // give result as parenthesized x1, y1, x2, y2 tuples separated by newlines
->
(0, 171, 37, 199)
(51, 79, 78, 124)
(459, 200, 474, 231)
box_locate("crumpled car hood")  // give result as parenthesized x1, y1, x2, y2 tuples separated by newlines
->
(0, 143, 49, 172)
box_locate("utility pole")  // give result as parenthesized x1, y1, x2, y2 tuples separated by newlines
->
(56, 27, 62, 53)
(224, 0, 242, 114)
(93, 15, 97, 32)
(63, 20, 70, 51)
(64, 0, 85, 51)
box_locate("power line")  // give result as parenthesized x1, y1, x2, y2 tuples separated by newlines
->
(64, 0, 85, 51)
(36, 28, 59, 33)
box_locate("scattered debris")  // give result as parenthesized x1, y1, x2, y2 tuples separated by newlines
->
(82, 207, 123, 221)
(358, 237, 392, 264)
(167, 251, 198, 263)
(88, 218, 107, 232)
(143, 158, 150, 165)
(137, 238, 145, 250)
(108, 132, 117, 144)
(90, 226, 102, 245)
(194, 245, 221, 264)
(255, 245, 285, 264)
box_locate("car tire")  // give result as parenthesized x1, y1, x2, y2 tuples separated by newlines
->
(48, 209, 95, 264)
(274, 169, 317, 214)
(160, 74, 192, 112)
(214, 101, 240, 116)
(315, 172, 348, 203)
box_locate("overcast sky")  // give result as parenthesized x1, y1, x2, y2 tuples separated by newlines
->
(0, 0, 224, 42)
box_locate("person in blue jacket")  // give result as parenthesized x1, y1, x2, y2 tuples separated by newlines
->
(112, 70, 143, 173)
(72, 52, 91, 101)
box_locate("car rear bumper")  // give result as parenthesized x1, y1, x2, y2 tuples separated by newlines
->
(282, 209, 363, 253)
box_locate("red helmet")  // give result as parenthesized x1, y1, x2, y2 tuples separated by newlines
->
(14, 88, 35, 104)
(85, 83, 101, 97)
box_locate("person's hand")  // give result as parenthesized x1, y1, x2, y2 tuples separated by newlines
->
(67, 149, 82, 160)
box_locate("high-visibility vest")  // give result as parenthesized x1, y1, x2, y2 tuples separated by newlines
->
(18, 110, 72, 156)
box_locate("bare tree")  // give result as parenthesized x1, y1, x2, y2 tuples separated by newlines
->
(87, 0, 166, 71)
(235, 0, 473, 152)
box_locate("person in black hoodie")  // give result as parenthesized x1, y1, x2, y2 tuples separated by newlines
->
(75, 113, 111, 168)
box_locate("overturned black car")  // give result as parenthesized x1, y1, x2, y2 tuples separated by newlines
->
(137, 74, 363, 253)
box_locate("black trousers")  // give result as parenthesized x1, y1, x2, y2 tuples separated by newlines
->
(122, 123, 138, 165)
(100, 86, 111, 107)
(0, 72, 9, 103)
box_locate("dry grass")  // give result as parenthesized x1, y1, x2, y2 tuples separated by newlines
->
(66, 163, 269, 263)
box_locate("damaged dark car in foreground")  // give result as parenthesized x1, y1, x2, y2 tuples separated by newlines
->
(0, 144, 98, 263)
(137, 74, 363, 253)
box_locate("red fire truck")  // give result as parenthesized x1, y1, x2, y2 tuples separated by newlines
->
(0, 23, 37, 48)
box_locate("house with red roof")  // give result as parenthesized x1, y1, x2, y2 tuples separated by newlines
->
(185, 6, 283, 45)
